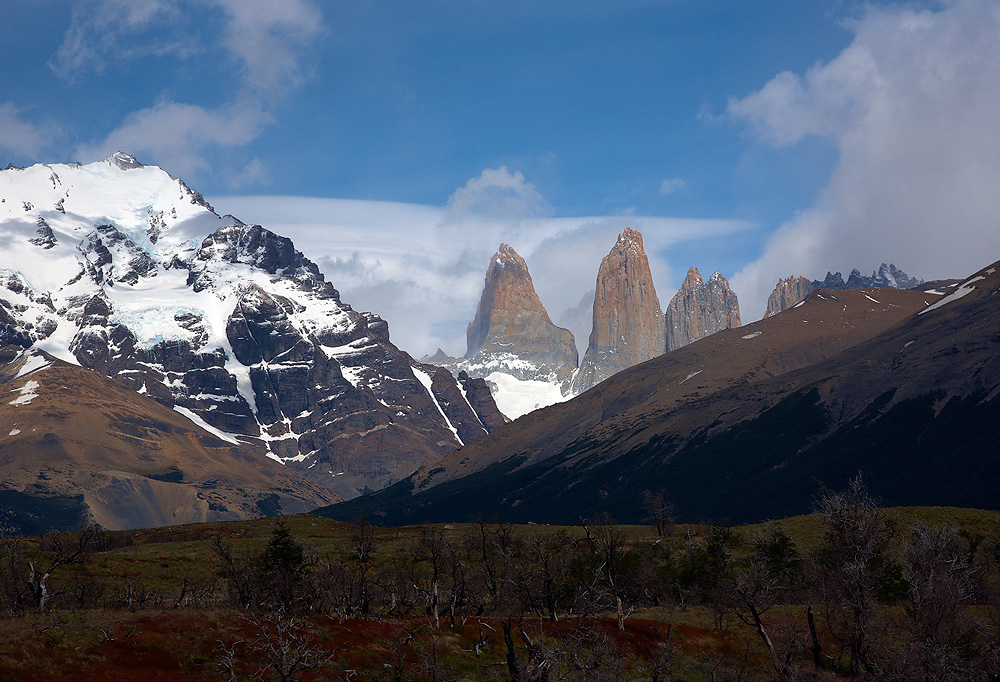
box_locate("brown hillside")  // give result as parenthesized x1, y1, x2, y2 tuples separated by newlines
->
(0, 347, 338, 532)
(411, 286, 933, 491)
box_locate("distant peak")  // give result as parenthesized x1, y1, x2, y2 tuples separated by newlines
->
(684, 266, 703, 284)
(104, 151, 144, 171)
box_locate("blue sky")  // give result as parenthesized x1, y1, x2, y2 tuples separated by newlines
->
(4, 0, 1000, 356)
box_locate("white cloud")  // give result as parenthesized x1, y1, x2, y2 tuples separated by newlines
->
(213, 0, 324, 98)
(730, 0, 1000, 320)
(445, 166, 552, 223)
(0, 104, 59, 158)
(75, 101, 265, 178)
(50, 0, 189, 79)
(659, 177, 687, 195)
(60, 0, 323, 174)
(226, 158, 270, 189)
(211, 171, 751, 358)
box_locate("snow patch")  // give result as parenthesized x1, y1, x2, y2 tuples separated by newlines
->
(679, 370, 703, 385)
(741, 331, 762, 340)
(792, 300, 805, 308)
(8, 380, 39, 406)
(8, 428, 21, 436)
(340, 364, 366, 389)
(863, 294, 881, 304)
(919, 276, 984, 315)
(14, 351, 52, 379)
(485, 371, 569, 420)
(173, 405, 244, 445)
(412, 366, 463, 445)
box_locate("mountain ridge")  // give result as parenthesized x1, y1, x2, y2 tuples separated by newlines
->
(315, 273, 993, 525)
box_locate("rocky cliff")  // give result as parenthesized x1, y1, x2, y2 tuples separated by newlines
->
(665, 267, 741, 351)
(427, 244, 577, 419)
(572, 228, 665, 393)
(465, 244, 578, 377)
(763, 275, 815, 318)
(0, 155, 503, 500)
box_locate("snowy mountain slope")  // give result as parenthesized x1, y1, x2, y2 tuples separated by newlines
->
(425, 350, 573, 421)
(0, 153, 502, 498)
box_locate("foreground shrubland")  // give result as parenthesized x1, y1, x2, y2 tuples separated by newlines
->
(1, 481, 999, 681)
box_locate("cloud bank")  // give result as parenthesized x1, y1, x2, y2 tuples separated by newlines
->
(212, 168, 750, 358)
(729, 0, 1000, 320)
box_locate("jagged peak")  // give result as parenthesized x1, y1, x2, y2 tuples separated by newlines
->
(104, 151, 144, 171)
(616, 226, 645, 252)
(683, 266, 703, 285)
(707, 271, 729, 286)
(493, 242, 526, 268)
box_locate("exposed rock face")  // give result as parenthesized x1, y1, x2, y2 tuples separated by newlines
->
(427, 244, 577, 419)
(812, 263, 922, 290)
(0, 155, 504, 500)
(665, 268, 741, 351)
(464, 244, 577, 380)
(763, 275, 815, 319)
(572, 228, 665, 393)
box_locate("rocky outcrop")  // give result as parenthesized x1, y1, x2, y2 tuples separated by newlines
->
(665, 268, 741, 351)
(464, 244, 577, 382)
(426, 245, 577, 419)
(763, 275, 814, 319)
(812, 263, 922, 290)
(572, 228, 665, 393)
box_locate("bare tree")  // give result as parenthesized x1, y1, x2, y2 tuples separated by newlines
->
(217, 610, 334, 682)
(641, 490, 676, 538)
(25, 525, 99, 612)
(887, 522, 976, 681)
(213, 534, 261, 609)
(813, 475, 897, 677)
(413, 527, 448, 628)
(350, 516, 376, 616)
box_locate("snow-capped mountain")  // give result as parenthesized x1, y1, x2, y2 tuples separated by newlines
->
(0, 153, 503, 498)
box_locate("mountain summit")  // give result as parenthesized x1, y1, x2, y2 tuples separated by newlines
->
(465, 243, 577, 374)
(665, 267, 741, 351)
(427, 244, 577, 419)
(763, 275, 815, 319)
(572, 228, 665, 393)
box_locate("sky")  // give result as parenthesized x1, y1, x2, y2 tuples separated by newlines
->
(3, 0, 1000, 357)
